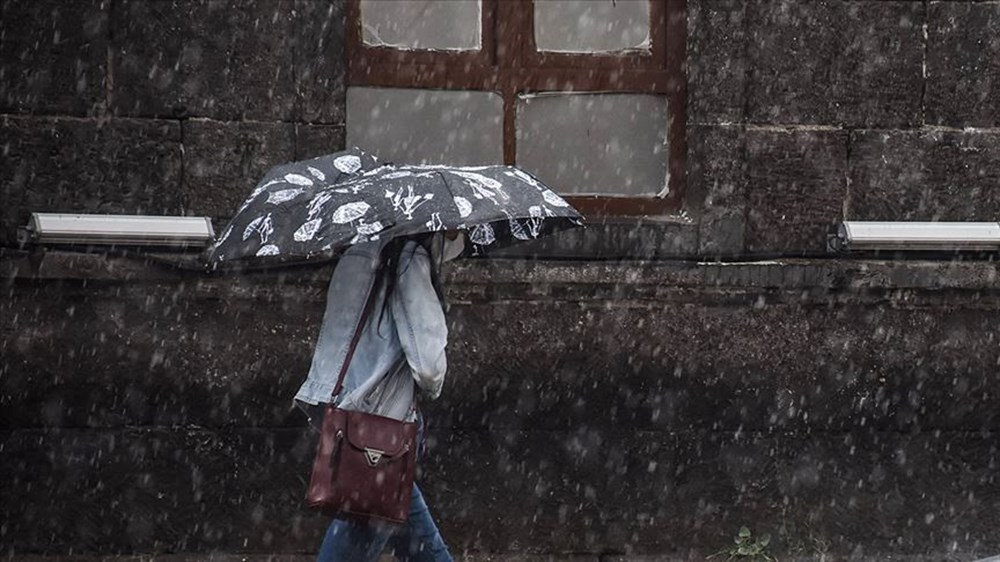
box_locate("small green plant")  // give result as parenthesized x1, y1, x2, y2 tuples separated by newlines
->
(709, 526, 777, 562)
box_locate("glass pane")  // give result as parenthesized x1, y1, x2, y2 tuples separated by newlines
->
(347, 87, 503, 166)
(516, 93, 668, 196)
(534, 0, 651, 53)
(361, 0, 481, 51)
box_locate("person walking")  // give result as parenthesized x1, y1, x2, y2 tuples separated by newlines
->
(294, 231, 464, 562)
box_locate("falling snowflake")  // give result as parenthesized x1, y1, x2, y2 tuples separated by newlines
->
(294, 218, 322, 242)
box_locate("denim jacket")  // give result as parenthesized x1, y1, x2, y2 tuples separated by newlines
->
(294, 238, 453, 422)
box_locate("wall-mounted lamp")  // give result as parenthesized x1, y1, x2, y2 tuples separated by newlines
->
(830, 221, 1000, 253)
(21, 213, 216, 248)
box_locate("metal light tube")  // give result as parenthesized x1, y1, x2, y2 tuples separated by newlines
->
(27, 213, 216, 248)
(833, 221, 1000, 252)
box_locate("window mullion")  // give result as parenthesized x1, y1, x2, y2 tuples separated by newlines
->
(496, 1, 528, 166)
(502, 87, 517, 165)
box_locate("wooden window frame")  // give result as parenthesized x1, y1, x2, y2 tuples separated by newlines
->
(345, 0, 687, 217)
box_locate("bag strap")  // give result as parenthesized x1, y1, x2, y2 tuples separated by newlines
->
(330, 267, 383, 401)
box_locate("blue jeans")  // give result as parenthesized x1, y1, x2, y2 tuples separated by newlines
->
(316, 483, 453, 562)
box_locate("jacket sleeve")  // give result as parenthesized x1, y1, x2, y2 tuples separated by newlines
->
(390, 243, 448, 399)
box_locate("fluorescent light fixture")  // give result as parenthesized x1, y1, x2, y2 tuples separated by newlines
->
(831, 221, 1000, 252)
(25, 213, 216, 248)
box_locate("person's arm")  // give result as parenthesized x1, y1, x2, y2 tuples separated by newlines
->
(390, 243, 448, 399)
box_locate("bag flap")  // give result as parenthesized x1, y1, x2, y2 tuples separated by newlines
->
(344, 409, 414, 457)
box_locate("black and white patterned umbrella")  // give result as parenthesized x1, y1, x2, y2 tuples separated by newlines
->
(208, 156, 584, 263)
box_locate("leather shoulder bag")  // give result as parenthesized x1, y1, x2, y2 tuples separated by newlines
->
(305, 271, 418, 524)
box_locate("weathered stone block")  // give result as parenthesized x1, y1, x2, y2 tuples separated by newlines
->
(848, 130, 1000, 221)
(689, 125, 746, 255)
(746, 1, 923, 127)
(487, 221, 699, 260)
(295, 123, 346, 160)
(744, 129, 847, 253)
(110, 0, 297, 121)
(0, 0, 108, 115)
(746, 0, 838, 125)
(687, 0, 748, 124)
(835, 1, 924, 128)
(0, 115, 182, 245)
(926, 2, 1000, 128)
(181, 119, 295, 224)
(293, 0, 347, 125)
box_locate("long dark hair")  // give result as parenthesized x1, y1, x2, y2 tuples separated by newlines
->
(376, 233, 447, 335)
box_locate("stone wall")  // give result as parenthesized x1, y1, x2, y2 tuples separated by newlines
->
(1, 0, 345, 245)
(2, 0, 999, 560)
(689, 0, 1000, 256)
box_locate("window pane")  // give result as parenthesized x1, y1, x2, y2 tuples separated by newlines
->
(347, 87, 503, 166)
(534, 0, 651, 53)
(516, 93, 668, 196)
(361, 0, 481, 51)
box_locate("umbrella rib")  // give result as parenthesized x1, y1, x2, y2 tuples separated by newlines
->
(434, 170, 460, 226)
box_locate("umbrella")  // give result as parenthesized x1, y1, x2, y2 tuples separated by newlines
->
(207, 157, 584, 263)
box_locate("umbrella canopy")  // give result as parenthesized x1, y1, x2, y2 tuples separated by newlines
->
(208, 159, 584, 264)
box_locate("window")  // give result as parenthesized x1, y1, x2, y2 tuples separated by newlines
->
(345, 0, 687, 216)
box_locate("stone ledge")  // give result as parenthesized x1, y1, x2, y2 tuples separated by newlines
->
(2, 250, 997, 294)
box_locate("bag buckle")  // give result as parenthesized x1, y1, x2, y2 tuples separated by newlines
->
(364, 447, 385, 467)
